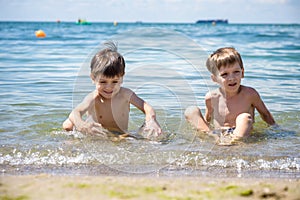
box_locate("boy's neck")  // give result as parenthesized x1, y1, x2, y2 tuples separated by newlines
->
(219, 86, 242, 98)
(98, 94, 112, 103)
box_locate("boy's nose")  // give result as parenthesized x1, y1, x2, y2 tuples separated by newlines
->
(227, 73, 235, 80)
(105, 83, 113, 88)
(106, 83, 116, 89)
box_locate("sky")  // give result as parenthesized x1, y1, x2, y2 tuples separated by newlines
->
(0, 0, 299, 24)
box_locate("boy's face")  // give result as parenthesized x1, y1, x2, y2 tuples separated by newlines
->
(92, 75, 123, 99)
(212, 62, 244, 94)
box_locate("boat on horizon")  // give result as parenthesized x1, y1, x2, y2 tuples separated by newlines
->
(196, 19, 228, 24)
(76, 19, 91, 25)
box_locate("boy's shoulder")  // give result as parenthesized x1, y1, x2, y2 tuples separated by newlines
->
(240, 85, 259, 96)
(205, 88, 221, 99)
(119, 87, 134, 94)
(80, 90, 99, 105)
(86, 90, 99, 100)
(118, 87, 136, 98)
(205, 85, 259, 99)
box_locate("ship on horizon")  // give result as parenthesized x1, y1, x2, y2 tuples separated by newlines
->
(196, 19, 228, 24)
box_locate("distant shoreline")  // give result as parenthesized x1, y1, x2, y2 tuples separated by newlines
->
(0, 20, 299, 25)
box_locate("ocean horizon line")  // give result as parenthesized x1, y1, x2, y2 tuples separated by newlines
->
(0, 20, 299, 25)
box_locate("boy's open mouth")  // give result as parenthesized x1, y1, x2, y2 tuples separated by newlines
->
(228, 83, 237, 87)
(104, 90, 113, 95)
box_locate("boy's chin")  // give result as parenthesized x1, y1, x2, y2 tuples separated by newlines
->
(224, 87, 240, 94)
(99, 93, 114, 100)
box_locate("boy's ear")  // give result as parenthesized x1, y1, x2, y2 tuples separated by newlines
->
(211, 74, 218, 83)
(90, 74, 95, 83)
(242, 68, 245, 78)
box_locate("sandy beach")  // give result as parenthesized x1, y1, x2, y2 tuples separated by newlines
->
(1, 174, 299, 200)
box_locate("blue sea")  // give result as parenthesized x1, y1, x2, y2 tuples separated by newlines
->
(0, 21, 299, 178)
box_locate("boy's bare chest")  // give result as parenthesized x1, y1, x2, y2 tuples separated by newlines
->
(217, 94, 252, 118)
(94, 98, 130, 125)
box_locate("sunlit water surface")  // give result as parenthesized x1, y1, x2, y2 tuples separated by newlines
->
(0, 22, 299, 178)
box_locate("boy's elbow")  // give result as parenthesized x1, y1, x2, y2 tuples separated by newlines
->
(63, 118, 74, 131)
(63, 111, 78, 131)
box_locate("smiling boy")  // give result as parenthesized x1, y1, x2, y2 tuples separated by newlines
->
(185, 47, 276, 140)
(63, 42, 162, 139)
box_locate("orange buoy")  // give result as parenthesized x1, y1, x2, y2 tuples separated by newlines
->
(35, 30, 46, 38)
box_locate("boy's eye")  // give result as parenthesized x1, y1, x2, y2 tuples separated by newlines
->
(220, 73, 227, 78)
(113, 80, 119, 83)
(234, 71, 240, 74)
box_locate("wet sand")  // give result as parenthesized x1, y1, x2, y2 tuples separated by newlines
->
(1, 174, 299, 200)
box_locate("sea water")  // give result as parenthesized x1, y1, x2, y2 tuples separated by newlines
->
(0, 21, 299, 178)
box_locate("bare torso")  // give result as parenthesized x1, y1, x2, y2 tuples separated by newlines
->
(208, 86, 255, 128)
(87, 87, 131, 133)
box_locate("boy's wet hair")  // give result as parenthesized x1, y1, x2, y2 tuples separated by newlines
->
(90, 41, 125, 78)
(206, 47, 243, 75)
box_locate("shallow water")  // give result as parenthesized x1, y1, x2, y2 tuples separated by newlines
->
(0, 22, 299, 178)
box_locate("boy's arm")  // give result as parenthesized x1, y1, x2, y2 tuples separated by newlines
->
(205, 93, 213, 124)
(129, 92, 162, 137)
(69, 91, 107, 135)
(251, 89, 276, 126)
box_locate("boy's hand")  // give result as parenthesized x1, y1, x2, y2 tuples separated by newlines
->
(139, 119, 162, 140)
(80, 122, 109, 137)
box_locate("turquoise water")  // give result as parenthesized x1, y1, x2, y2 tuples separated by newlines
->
(0, 22, 299, 178)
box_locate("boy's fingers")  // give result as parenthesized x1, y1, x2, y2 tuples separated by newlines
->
(90, 123, 109, 137)
(146, 130, 154, 138)
(92, 122, 107, 132)
(92, 122, 102, 128)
